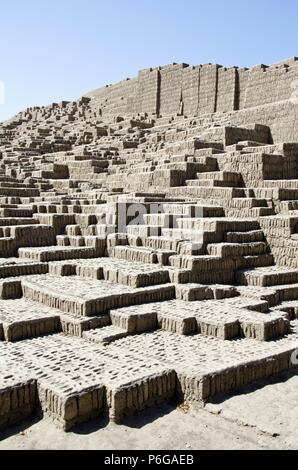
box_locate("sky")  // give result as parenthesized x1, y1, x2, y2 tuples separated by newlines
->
(1, 0, 298, 121)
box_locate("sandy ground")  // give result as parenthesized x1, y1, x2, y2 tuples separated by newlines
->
(0, 370, 297, 450)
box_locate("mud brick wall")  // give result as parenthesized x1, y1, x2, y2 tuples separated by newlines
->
(109, 169, 186, 192)
(181, 66, 200, 116)
(220, 101, 298, 144)
(259, 216, 298, 269)
(225, 124, 270, 146)
(243, 63, 298, 109)
(159, 64, 187, 116)
(98, 78, 138, 117)
(87, 58, 298, 142)
(134, 68, 160, 115)
(197, 64, 219, 114)
(236, 68, 249, 110)
(0, 379, 37, 429)
(216, 67, 237, 112)
(218, 152, 284, 187)
(202, 124, 270, 147)
(256, 143, 298, 179)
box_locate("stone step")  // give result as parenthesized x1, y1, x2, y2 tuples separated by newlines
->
(60, 311, 111, 337)
(236, 267, 298, 287)
(71, 258, 171, 288)
(170, 254, 236, 272)
(56, 235, 86, 247)
(226, 295, 270, 313)
(227, 198, 270, 209)
(280, 201, 298, 212)
(0, 218, 39, 227)
(193, 302, 289, 341)
(143, 236, 184, 252)
(185, 179, 239, 188)
(214, 206, 275, 219)
(195, 171, 241, 182)
(65, 225, 82, 236)
(236, 285, 280, 307)
(22, 275, 176, 316)
(252, 187, 298, 201)
(162, 203, 225, 218)
(0, 278, 24, 299)
(169, 255, 235, 284)
(274, 283, 298, 302)
(251, 207, 275, 217)
(239, 283, 298, 306)
(83, 326, 130, 345)
(207, 242, 268, 258)
(262, 180, 298, 189)
(176, 217, 262, 234)
(18, 243, 105, 262)
(0, 208, 33, 218)
(6, 224, 56, 246)
(225, 230, 264, 243)
(273, 301, 298, 320)
(110, 245, 175, 265)
(126, 224, 162, 238)
(0, 237, 17, 257)
(0, 372, 38, 429)
(0, 187, 40, 197)
(33, 214, 76, 234)
(110, 306, 158, 333)
(0, 261, 48, 278)
(237, 254, 275, 269)
(168, 186, 246, 199)
(0, 299, 60, 342)
(199, 218, 261, 233)
(143, 213, 176, 227)
(117, 300, 289, 341)
(175, 284, 239, 301)
(161, 228, 213, 248)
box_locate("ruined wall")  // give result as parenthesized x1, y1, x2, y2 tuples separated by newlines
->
(259, 215, 298, 269)
(159, 64, 187, 116)
(134, 68, 160, 115)
(90, 77, 138, 116)
(217, 101, 298, 144)
(243, 64, 298, 109)
(197, 64, 219, 114)
(87, 57, 298, 142)
(216, 67, 237, 113)
(181, 66, 200, 116)
(236, 68, 249, 110)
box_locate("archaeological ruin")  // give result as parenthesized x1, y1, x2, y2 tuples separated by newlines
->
(0, 57, 298, 432)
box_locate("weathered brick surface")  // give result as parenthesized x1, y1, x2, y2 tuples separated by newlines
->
(0, 56, 298, 434)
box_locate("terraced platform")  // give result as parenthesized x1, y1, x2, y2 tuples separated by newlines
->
(1, 57, 298, 433)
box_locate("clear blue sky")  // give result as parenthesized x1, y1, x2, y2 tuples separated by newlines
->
(1, 0, 298, 121)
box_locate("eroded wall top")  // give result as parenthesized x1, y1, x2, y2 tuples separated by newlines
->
(85, 57, 298, 117)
